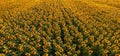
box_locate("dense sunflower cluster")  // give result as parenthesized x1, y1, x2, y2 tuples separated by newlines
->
(90, 0, 120, 8)
(0, 0, 120, 56)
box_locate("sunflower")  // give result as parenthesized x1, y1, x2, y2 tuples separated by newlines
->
(55, 51, 60, 55)
(31, 51, 37, 55)
(43, 53, 48, 56)
(0, 53, 5, 56)
(115, 54, 120, 56)
(103, 50, 109, 54)
(25, 53, 31, 56)
(2, 49, 8, 53)
(0, 40, 3, 45)
(43, 49, 49, 53)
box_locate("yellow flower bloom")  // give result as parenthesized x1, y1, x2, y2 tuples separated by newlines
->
(0, 53, 5, 56)
(2, 45, 8, 49)
(114, 40, 119, 44)
(118, 43, 120, 46)
(88, 50, 93, 55)
(59, 48, 64, 52)
(0, 40, 3, 45)
(115, 54, 120, 56)
(25, 37, 30, 41)
(29, 42, 34, 45)
(106, 46, 111, 49)
(36, 39, 40, 43)
(103, 50, 109, 54)
(67, 52, 72, 55)
(73, 54, 77, 56)
(55, 51, 60, 55)
(46, 36, 50, 40)
(31, 51, 37, 55)
(104, 54, 108, 56)
(34, 35, 40, 39)
(76, 50, 80, 54)
(36, 43, 41, 47)
(46, 42, 51, 47)
(2, 49, 8, 53)
(12, 52, 17, 56)
(43, 40, 47, 45)
(1, 37, 5, 41)
(56, 37, 61, 41)
(43, 53, 48, 56)
(18, 44, 23, 51)
(43, 49, 49, 53)
(42, 45, 47, 49)
(25, 53, 31, 56)
(55, 45, 60, 48)
(30, 47, 36, 51)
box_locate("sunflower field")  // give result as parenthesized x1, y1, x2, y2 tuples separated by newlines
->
(0, 0, 120, 56)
